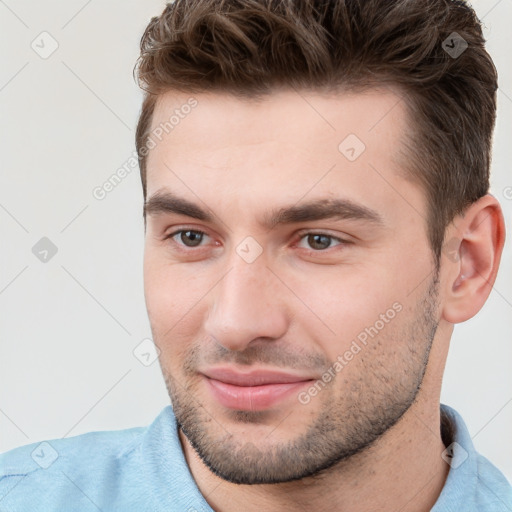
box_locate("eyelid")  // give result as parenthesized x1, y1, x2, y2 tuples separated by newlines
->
(295, 229, 351, 243)
(165, 227, 208, 238)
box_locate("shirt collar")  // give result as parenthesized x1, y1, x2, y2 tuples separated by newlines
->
(431, 403, 479, 511)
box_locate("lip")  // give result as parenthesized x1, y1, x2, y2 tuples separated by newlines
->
(202, 367, 314, 386)
(201, 367, 315, 411)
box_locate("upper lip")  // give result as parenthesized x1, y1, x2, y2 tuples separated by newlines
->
(201, 367, 315, 386)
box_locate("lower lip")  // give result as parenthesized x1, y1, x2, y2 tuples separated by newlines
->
(205, 377, 312, 411)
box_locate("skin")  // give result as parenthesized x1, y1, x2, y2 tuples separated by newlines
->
(142, 88, 505, 512)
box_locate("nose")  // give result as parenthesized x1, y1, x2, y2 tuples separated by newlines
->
(203, 254, 289, 352)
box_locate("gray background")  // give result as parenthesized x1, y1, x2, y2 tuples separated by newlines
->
(1, 0, 511, 484)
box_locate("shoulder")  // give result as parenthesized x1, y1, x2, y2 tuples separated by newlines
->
(0, 426, 147, 509)
(474, 453, 512, 511)
(0, 426, 144, 476)
(0, 406, 195, 511)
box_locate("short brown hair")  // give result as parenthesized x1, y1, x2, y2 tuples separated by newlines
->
(134, 0, 497, 265)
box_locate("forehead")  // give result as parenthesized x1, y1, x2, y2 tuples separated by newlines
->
(144, 87, 424, 229)
(148, 86, 408, 150)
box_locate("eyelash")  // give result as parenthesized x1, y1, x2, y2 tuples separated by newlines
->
(163, 229, 348, 253)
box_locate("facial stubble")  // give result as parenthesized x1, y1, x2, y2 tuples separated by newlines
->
(160, 275, 440, 485)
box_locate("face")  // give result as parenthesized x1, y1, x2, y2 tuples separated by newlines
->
(143, 88, 441, 484)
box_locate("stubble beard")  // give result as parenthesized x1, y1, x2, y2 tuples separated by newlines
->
(160, 275, 440, 485)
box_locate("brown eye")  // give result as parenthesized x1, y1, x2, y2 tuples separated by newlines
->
(306, 234, 334, 250)
(295, 232, 347, 253)
(166, 229, 204, 247)
(176, 230, 204, 247)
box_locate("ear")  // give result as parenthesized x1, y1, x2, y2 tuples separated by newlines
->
(441, 194, 506, 324)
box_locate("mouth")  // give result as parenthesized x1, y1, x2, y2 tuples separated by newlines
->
(201, 367, 316, 411)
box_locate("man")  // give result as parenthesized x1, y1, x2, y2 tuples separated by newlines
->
(1, 0, 511, 510)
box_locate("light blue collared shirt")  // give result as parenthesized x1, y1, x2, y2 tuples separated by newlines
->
(1, 404, 511, 511)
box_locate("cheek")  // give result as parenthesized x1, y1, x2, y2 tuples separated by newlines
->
(144, 245, 205, 306)
(144, 254, 188, 330)
(285, 267, 400, 353)
(143, 251, 212, 358)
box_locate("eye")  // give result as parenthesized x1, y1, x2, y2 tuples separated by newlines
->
(297, 233, 345, 251)
(163, 229, 347, 253)
(166, 229, 209, 248)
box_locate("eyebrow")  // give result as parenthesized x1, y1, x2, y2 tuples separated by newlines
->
(144, 190, 384, 229)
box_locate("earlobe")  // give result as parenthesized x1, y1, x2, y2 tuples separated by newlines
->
(442, 195, 505, 324)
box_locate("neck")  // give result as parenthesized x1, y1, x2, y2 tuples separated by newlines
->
(179, 396, 450, 512)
